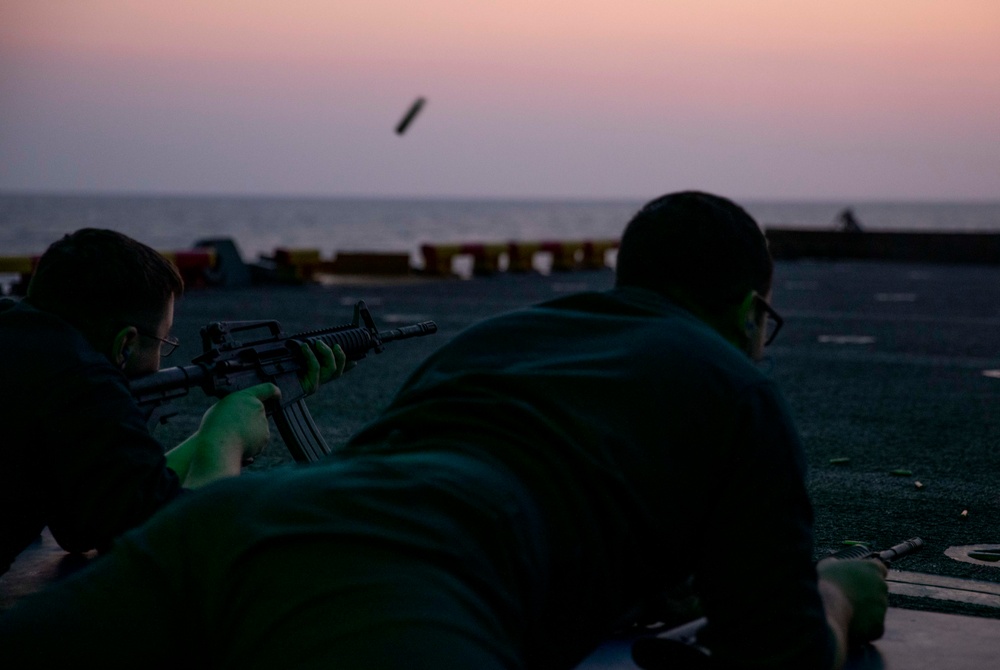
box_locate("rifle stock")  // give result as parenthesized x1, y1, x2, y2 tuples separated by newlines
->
(130, 300, 437, 463)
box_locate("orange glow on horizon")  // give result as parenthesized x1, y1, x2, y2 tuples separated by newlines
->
(2, 0, 998, 198)
(5, 1, 998, 63)
(5, 1, 997, 122)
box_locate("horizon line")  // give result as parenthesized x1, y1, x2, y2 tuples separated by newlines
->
(2, 188, 999, 205)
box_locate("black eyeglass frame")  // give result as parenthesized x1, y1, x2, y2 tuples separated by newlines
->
(136, 329, 180, 357)
(752, 292, 784, 347)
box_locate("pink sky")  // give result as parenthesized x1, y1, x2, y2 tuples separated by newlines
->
(2, 0, 998, 199)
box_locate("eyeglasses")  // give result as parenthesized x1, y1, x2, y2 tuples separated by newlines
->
(752, 292, 784, 346)
(137, 329, 180, 357)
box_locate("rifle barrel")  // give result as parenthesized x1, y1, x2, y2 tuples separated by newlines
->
(829, 536, 924, 564)
(380, 321, 438, 342)
(877, 537, 924, 563)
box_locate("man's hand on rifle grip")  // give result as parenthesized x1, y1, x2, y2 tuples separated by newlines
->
(816, 557, 889, 655)
(179, 382, 280, 483)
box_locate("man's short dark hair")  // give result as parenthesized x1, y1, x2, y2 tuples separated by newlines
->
(27, 229, 184, 346)
(615, 191, 773, 309)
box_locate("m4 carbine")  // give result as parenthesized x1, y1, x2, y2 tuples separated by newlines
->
(130, 300, 437, 463)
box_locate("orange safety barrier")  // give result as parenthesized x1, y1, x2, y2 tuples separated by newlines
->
(272, 248, 323, 284)
(421, 243, 511, 276)
(0, 256, 38, 274)
(159, 249, 217, 289)
(539, 240, 586, 272)
(581, 239, 619, 270)
(1, 249, 225, 293)
(419, 243, 463, 276)
(508, 240, 619, 273)
(461, 243, 507, 276)
(0, 255, 40, 295)
(422, 243, 513, 277)
(506, 241, 542, 273)
(326, 252, 412, 275)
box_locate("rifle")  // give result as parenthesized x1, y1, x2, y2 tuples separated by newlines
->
(130, 300, 437, 463)
(630, 537, 924, 669)
(824, 537, 924, 564)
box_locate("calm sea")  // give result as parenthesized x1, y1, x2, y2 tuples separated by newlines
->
(2, 193, 1000, 268)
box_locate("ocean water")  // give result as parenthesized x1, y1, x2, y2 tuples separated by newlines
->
(2, 193, 1000, 267)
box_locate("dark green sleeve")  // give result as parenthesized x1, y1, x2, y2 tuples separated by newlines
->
(693, 381, 835, 669)
(43, 363, 182, 553)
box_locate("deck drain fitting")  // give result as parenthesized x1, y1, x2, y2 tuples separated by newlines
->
(945, 544, 1000, 567)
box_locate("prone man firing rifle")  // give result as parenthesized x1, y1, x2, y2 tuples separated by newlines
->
(131, 300, 437, 463)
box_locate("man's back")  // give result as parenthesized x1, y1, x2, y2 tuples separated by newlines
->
(0, 300, 180, 574)
(345, 286, 827, 666)
(2, 191, 881, 669)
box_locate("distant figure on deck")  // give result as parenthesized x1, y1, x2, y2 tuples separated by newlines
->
(837, 208, 864, 233)
(0, 194, 887, 670)
(0, 229, 347, 577)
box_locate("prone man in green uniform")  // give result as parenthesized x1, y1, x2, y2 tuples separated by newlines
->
(0, 192, 886, 670)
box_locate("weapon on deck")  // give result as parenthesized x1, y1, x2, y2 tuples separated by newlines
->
(826, 537, 924, 564)
(130, 300, 437, 463)
(630, 537, 925, 669)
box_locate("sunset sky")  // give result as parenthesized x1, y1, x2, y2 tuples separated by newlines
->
(1, 1, 998, 200)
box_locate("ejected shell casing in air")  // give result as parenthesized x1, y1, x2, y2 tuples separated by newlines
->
(396, 97, 426, 135)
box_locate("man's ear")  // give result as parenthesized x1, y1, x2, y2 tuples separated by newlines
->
(668, 287, 756, 350)
(111, 326, 139, 368)
(737, 291, 755, 330)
